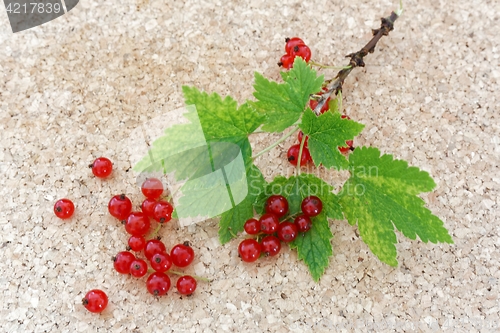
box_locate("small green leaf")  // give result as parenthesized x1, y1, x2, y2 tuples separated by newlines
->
(300, 110, 365, 170)
(254, 173, 343, 280)
(252, 57, 324, 132)
(338, 146, 453, 266)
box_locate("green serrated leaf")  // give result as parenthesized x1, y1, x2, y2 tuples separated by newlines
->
(300, 110, 365, 170)
(290, 212, 333, 282)
(219, 165, 266, 244)
(252, 57, 324, 132)
(253, 173, 343, 280)
(338, 146, 453, 267)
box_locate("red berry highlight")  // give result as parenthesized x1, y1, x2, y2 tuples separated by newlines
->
(277, 221, 299, 242)
(259, 213, 279, 234)
(124, 212, 150, 236)
(244, 218, 261, 235)
(108, 194, 132, 220)
(141, 178, 164, 199)
(90, 157, 113, 178)
(265, 195, 289, 218)
(238, 239, 261, 262)
(150, 252, 173, 273)
(141, 198, 157, 218)
(176, 275, 197, 295)
(144, 239, 167, 261)
(146, 272, 171, 296)
(285, 37, 305, 54)
(294, 214, 312, 233)
(153, 200, 173, 223)
(113, 251, 136, 274)
(128, 235, 146, 252)
(301, 196, 323, 217)
(170, 243, 195, 267)
(287, 144, 312, 166)
(54, 198, 75, 219)
(82, 289, 108, 313)
(130, 259, 148, 278)
(260, 235, 281, 256)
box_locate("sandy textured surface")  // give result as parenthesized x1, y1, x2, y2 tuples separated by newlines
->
(1, 0, 499, 332)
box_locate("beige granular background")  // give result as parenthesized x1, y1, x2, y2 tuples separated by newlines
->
(0, 0, 499, 332)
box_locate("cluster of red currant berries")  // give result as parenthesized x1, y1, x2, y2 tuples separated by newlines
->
(238, 194, 323, 262)
(54, 157, 198, 314)
(278, 37, 312, 69)
(109, 178, 197, 298)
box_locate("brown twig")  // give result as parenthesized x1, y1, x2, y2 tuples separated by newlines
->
(313, 11, 400, 115)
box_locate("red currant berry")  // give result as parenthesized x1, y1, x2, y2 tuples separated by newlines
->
(141, 178, 163, 199)
(113, 251, 136, 274)
(285, 37, 305, 54)
(150, 252, 173, 273)
(291, 44, 311, 62)
(244, 218, 261, 235)
(265, 195, 289, 218)
(176, 275, 197, 295)
(82, 289, 108, 313)
(124, 212, 150, 236)
(144, 239, 167, 261)
(170, 242, 195, 267)
(54, 198, 75, 219)
(287, 144, 312, 166)
(146, 272, 171, 296)
(301, 196, 323, 217)
(108, 194, 132, 220)
(141, 198, 157, 218)
(89, 157, 113, 178)
(260, 235, 281, 256)
(153, 200, 173, 223)
(279, 54, 295, 69)
(238, 239, 261, 262)
(297, 131, 309, 146)
(277, 221, 299, 242)
(128, 235, 146, 252)
(294, 214, 312, 233)
(259, 213, 279, 234)
(130, 259, 148, 278)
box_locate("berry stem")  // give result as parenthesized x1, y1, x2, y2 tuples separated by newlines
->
(147, 223, 163, 240)
(308, 60, 352, 70)
(169, 270, 212, 283)
(296, 131, 308, 175)
(313, 9, 401, 115)
(252, 126, 300, 160)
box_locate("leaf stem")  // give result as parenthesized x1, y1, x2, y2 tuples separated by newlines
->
(252, 126, 300, 160)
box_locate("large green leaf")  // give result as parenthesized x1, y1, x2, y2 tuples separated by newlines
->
(338, 146, 453, 266)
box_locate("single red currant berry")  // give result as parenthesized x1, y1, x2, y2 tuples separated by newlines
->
(244, 218, 261, 235)
(127, 235, 146, 252)
(82, 289, 108, 313)
(153, 201, 173, 223)
(108, 194, 132, 220)
(259, 213, 279, 234)
(297, 131, 309, 146)
(141, 178, 164, 199)
(144, 239, 167, 261)
(141, 198, 157, 218)
(291, 44, 312, 62)
(170, 243, 195, 267)
(238, 239, 261, 262)
(176, 275, 197, 296)
(287, 144, 312, 166)
(146, 272, 171, 296)
(285, 37, 305, 54)
(294, 214, 312, 233)
(150, 252, 173, 273)
(54, 198, 75, 219)
(277, 222, 299, 242)
(301, 196, 323, 217)
(265, 195, 289, 218)
(113, 251, 136, 274)
(279, 54, 295, 69)
(89, 157, 113, 178)
(129, 259, 148, 278)
(260, 235, 281, 256)
(124, 212, 150, 236)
